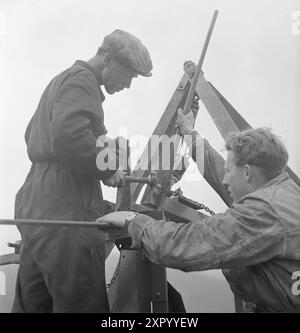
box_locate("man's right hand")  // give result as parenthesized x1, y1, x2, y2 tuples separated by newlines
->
(103, 169, 126, 188)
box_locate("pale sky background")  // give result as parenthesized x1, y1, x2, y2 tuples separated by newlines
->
(0, 0, 299, 312)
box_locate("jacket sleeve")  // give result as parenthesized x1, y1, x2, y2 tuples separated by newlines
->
(190, 132, 233, 206)
(49, 75, 116, 181)
(172, 132, 232, 206)
(128, 195, 284, 271)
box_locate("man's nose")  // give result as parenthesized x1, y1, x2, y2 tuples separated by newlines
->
(125, 78, 132, 89)
(222, 174, 228, 187)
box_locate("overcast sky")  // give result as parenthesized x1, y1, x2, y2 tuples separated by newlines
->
(0, 0, 299, 312)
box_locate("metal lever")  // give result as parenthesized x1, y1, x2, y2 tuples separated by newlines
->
(125, 174, 159, 188)
(7, 241, 21, 254)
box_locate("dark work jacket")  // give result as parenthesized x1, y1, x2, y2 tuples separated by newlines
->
(13, 61, 118, 312)
(15, 60, 116, 237)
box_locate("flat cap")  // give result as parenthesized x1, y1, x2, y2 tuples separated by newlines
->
(101, 29, 153, 77)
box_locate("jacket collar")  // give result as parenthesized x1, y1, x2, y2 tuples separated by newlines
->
(74, 60, 105, 102)
(260, 172, 289, 190)
(234, 172, 289, 205)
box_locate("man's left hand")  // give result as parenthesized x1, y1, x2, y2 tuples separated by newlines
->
(97, 211, 132, 229)
(175, 109, 195, 135)
(103, 169, 126, 188)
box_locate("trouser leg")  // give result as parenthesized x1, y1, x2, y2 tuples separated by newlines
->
(11, 241, 52, 313)
(12, 227, 109, 313)
(34, 228, 109, 313)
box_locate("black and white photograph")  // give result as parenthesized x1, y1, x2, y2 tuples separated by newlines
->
(0, 0, 300, 318)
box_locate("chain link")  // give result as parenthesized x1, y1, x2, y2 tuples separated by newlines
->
(169, 187, 215, 216)
(106, 261, 120, 290)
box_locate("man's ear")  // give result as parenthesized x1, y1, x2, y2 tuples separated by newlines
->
(103, 53, 114, 66)
(244, 164, 251, 180)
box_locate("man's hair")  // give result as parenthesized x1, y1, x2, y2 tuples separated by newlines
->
(225, 128, 289, 180)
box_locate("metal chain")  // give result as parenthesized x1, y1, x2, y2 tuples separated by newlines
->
(199, 203, 216, 216)
(169, 187, 216, 216)
(106, 261, 120, 290)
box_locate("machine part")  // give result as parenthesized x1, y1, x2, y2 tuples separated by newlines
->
(169, 188, 215, 216)
(7, 241, 21, 254)
(0, 253, 19, 266)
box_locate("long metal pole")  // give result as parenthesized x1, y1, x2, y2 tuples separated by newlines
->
(182, 9, 219, 115)
(0, 218, 112, 230)
(173, 10, 219, 174)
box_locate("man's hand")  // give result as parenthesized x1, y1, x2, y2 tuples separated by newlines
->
(97, 211, 132, 229)
(175, 109, 195, 136)
(103, 169, 126, 188)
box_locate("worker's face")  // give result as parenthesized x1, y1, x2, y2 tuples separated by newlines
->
(102, 58, 138, 94)
(223, 151, 250, 202)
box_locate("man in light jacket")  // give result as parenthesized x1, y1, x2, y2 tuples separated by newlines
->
(100, 111, 300, 312)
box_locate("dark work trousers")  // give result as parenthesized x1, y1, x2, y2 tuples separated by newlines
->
(12, 227, 109, 313)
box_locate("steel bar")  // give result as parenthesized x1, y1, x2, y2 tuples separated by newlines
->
(0, 253, 20, 266)
(182, 9, 218, 115)
(125, 176, 151, 184)
(0, 218, 112, 230)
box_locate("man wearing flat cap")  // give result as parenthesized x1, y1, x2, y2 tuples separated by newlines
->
(12, 30, 152, 313)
